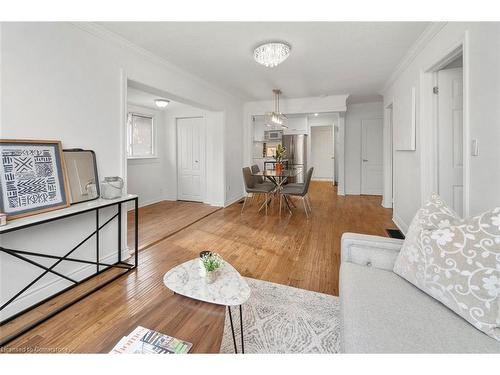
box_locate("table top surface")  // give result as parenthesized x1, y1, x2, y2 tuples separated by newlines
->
(253, 169, 299, 177)
(0, 194, 138, 233)
(163, 259, 251, 306)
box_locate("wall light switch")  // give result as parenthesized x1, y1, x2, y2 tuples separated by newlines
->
(471, 139, 479, 156)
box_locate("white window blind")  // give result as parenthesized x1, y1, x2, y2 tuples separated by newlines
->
(127, 113, 155, 158)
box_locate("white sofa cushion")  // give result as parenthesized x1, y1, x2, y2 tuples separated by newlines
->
(394, 195, 500, 341)
(340, 262, 500, 353)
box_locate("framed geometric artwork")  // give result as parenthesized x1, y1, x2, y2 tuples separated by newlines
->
(0, 139, 70, 220)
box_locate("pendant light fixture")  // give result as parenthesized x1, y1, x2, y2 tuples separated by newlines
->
(265, 89, 288, 129)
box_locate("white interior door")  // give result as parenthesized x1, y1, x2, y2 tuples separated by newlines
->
(361, 119, 383, 195)
(334, 124, 340, 183)
(438, 67, 463, 216)
(311, 125, 334, 180)
(177, 117, 205, 202)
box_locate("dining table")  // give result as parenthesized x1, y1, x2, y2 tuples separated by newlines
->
(252, 169, 300, 214)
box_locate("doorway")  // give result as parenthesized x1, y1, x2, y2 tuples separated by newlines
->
(420, 42, 469, 216)
(361, 118, 384, 195)
(311, 125, 334, 181)
(437, 56, 464, 215)
(177, 117, 206, 202)
(385, 103, 394, 207)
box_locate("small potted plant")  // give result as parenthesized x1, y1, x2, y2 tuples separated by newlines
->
(274, 144, 286, 173)
(200, 252, 224, 284)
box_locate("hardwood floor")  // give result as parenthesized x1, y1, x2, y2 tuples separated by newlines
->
(2, 182, 395, 353)
(127, 200, 220, 251)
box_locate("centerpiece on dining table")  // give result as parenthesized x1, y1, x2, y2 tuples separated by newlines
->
(274, 143, 286, 174)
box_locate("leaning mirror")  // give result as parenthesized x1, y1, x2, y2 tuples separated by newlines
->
(63, 149, 100, 204)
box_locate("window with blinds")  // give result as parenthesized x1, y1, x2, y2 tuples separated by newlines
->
(127, 113, 155, 158)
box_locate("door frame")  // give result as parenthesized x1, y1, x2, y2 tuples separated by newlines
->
(176, 116, 207, 203)
(420, 34, 469, 216)
(310, 124, 335, 182)
(382, 102, 394, 208)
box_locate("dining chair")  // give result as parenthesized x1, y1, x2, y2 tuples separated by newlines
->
(279, 167, 314, 218)
(251, 164, 274, 188)
(241, 167, 274, 215)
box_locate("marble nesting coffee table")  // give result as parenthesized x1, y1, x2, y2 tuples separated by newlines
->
(163, 259, 251, 353)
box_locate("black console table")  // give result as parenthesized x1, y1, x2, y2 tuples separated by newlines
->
(0, 194, 139, 346)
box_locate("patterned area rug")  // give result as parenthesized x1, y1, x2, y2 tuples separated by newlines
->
(220, 277, 340, 353)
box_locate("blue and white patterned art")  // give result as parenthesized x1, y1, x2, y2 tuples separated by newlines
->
(0, 141, 69, 218)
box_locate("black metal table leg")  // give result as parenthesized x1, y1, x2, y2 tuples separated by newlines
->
(118, 203, 122, 263)
(134, 197, 139, 267)
(96, 208, 100, 273)
(239, 305, 244, 353)
(228, 306, 238, 353)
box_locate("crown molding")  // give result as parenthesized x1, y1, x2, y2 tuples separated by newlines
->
(70, 22, 248, 103)
(380, 22, 448, 95)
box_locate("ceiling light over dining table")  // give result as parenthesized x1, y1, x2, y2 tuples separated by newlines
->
(265, 89, 288, 128)
(254, 42, 291, 68)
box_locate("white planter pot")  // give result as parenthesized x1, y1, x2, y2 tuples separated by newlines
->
(205, 270, 218, 284)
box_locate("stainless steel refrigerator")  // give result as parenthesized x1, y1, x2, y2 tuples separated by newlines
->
(282, 134, 308, 183)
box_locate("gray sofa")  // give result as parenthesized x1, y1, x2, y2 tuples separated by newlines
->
(339, 233, 500, 353)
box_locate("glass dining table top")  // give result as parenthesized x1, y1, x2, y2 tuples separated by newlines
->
(253, 169, 299, 177)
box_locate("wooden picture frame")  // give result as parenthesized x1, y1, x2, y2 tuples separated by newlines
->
(0, 139, 70, 219)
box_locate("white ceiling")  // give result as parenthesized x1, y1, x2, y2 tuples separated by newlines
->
(127, 87, 184, 111)
(100, 22, 429, 101)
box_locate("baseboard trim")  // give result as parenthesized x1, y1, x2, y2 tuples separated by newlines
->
(382, 198, 393, 208)
(312, 177, 333, 182)
(392, 213, 409, 235)
(345, 191, 361, 195)
(224, 194, 245, 208)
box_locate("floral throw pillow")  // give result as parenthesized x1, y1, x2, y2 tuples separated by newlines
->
(394, 195, 500, 341)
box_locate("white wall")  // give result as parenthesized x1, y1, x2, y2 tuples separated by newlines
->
(126, 104, 169, 207)
(0, 22, 243, 319)
(382, 22, 500, 232)
(344, 101, 383, 195)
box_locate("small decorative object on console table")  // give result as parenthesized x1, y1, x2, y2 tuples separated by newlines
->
(101, 176, 124, 199)
(200, 252, 224, 284)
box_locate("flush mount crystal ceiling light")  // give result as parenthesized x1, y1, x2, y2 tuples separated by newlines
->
(154, 99, 170, 108)
(265, 89, 288, 128)
(254, 42, 291, 68)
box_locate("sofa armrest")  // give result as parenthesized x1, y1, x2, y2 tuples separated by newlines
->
(341, 233, 404, 271)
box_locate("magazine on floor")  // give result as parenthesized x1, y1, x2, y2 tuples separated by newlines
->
(110, 326, 192, 354)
